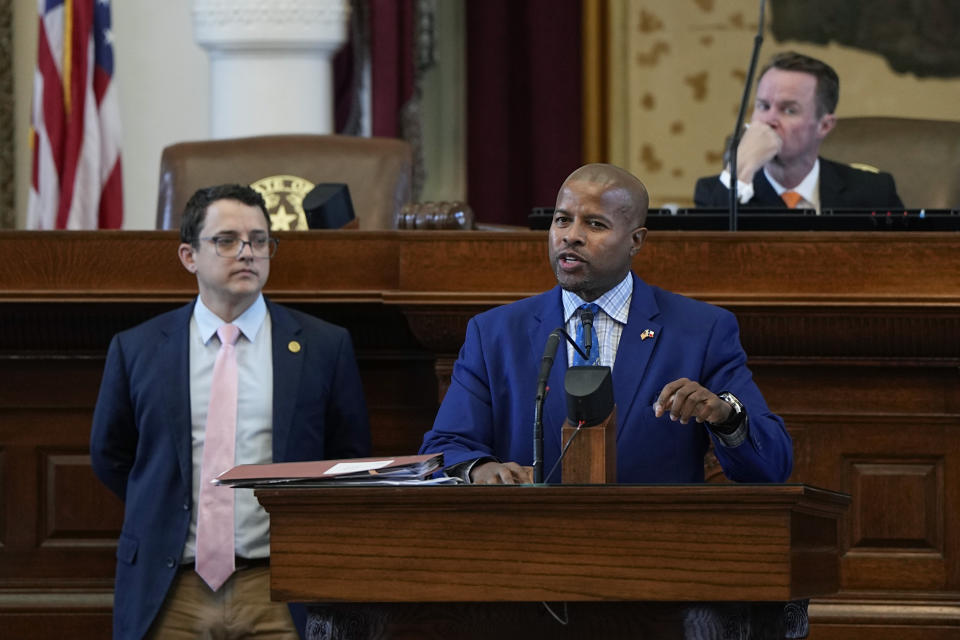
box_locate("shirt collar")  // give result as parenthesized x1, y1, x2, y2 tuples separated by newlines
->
(193, 294, 268, 344)
(561, 272, 633, 324)
(763, 158, 820, 208)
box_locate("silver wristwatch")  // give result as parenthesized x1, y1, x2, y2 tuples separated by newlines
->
(713, 391, 745, 430)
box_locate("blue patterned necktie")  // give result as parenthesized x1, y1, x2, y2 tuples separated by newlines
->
(573, 303, 600, 366)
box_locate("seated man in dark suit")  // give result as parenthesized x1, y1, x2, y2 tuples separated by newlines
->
(90, 184, 371, 639)
(694, 51, 903, 211)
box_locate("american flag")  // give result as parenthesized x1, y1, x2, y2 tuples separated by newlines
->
(28, 0, 123, 229)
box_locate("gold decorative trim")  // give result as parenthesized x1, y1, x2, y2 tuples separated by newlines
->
(581, 0, 608, 163)
(849, 162, 880, 174)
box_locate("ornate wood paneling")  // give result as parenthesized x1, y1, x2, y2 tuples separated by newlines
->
(42, 453, 124, 545)
(846, 459, 941, 552)
(0, 229, 958, 638)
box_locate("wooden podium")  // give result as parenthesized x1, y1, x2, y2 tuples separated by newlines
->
(257, 484, 849, 639)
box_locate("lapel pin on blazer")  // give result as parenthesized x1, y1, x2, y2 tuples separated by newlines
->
(640, 329, 655, 341)
(288, 341, 301, 353)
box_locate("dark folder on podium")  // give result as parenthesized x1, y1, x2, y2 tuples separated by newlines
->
(214, 453, 450, 487)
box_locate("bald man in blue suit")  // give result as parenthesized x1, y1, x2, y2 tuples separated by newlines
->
(90, 185, 370, 639)
(421, 164, 792, 485)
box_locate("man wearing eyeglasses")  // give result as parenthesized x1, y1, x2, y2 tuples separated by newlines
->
(90, 184, 370, 640)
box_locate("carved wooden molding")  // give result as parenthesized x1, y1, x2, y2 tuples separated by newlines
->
(3, 230, 959, 301)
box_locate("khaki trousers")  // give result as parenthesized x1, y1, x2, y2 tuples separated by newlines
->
(147, 566, 298, 640)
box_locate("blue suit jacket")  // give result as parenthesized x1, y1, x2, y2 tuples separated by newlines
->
(90, 300, 370, 640)
(421, 274, 792, 483)
(694, 157, 904, 210)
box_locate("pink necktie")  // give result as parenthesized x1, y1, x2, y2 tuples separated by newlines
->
(195, 324, 240, 591)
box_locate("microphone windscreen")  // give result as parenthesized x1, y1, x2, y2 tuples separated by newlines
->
(565, 366, 614, 426)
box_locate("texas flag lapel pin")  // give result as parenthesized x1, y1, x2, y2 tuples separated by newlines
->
(640, 329, 655, 341)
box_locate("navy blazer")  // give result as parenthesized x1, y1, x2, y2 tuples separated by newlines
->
(90, 300, 370, 640)
(420, 273, 792, 484)
(693, 157, 904, 210)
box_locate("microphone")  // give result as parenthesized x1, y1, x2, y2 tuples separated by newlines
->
(727, 0, 766, 232)
(533, 329, 590, 484)
(580, 307, 594, 361)
(533, 330, 561, 484)
(536, 330, 562, 402)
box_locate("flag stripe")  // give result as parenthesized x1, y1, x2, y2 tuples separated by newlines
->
(36, 17, 64, 179)
(28, 0, 123, 230)
(55, 0, 93, 229)
(30, 128, 39, 192)
(99, 156, 123, 228)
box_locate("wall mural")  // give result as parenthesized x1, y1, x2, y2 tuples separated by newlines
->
(617, 0, 960, 207)
(622, 1, 764, 206)
(770, 0, 960, 78)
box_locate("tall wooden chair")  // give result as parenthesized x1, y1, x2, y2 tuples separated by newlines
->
(156, 134, 413, 230)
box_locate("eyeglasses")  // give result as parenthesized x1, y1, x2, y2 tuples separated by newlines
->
(200, 235, 279, 259)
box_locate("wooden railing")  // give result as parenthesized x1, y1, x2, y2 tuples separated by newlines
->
(0, 229, 958, 639)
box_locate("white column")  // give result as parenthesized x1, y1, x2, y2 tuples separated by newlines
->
(192, 0, 350, 139)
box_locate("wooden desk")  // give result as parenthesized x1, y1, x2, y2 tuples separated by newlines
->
(258, 483, 848, 639)
(0, 230, 958, 638)
(260, 484, 847, 602)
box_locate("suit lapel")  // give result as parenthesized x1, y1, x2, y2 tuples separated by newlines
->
(752, 172, 788, 208)
(161, 304, 195, 492)
(612, 274, 662, 438)
(527, 288, 568, 459)
(817, 157, 844, 206)
(268, 302, 303, 461)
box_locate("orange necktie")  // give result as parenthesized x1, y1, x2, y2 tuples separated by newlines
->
(781, 191, 803, 208)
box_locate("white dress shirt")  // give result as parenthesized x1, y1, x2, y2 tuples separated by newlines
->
(719, 159, 821, 213)
(181, 294, 274, 563)
(561, 273, 633, 368)
(764, 160, 821, 213)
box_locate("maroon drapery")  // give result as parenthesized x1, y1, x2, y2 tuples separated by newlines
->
(357, 0, 582, 222)
(466, 0, 583, 225)
(369, 0, 415, 138)
(333, 19, 356, 134)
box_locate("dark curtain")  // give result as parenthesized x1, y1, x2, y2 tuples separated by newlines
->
(0, 2, 13, 228)
(369, 0, 415, 138)
(333, 0, 365, 134)
(466, 0, 583, 225)
(335, 0, 416, 137)
(354, 0, 582, 220)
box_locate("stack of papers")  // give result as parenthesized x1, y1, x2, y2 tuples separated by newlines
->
(214, 453, 460, 487)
